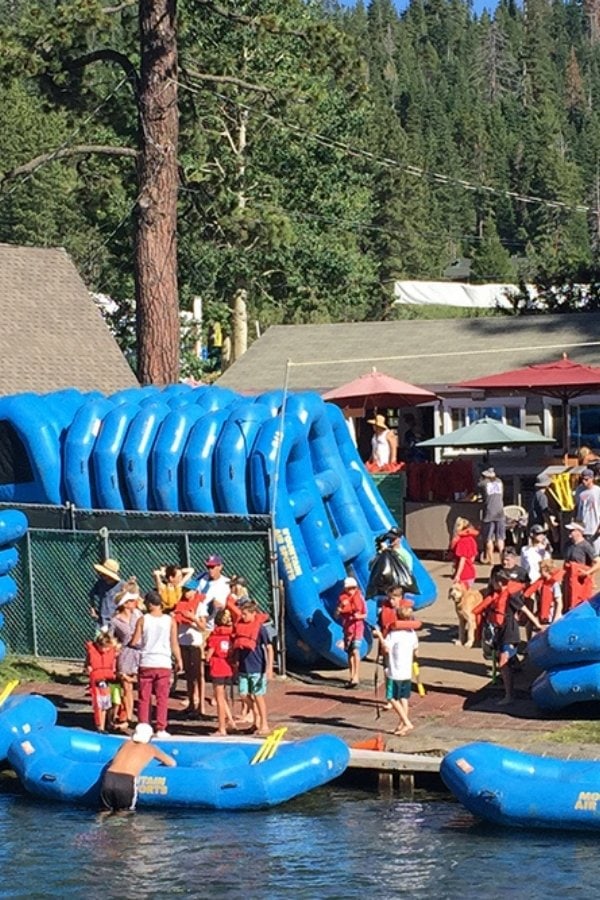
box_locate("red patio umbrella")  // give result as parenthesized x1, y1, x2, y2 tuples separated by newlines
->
(455, 354, 600, 455)
(323, 368, 437, 411)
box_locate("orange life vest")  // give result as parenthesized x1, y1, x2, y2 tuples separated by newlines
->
(173, 593, 205, 626)
(85, 641, 117, 684)
(524, 570, 563, 623)
(233, 617, 264, 652)
(209, 625, 234, 659)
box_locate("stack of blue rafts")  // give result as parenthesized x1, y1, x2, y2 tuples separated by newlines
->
(0, 386, 436, 666)
(530, 595, 600, 709)
(0, 694, 350, 811)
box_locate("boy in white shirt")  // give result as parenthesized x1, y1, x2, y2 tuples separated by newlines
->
(373, 606, 418, 736)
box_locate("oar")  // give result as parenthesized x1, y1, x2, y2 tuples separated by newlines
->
(412, 661, 426, 697)
(250, 726, 288, 765)
(0, 679, 19, 708)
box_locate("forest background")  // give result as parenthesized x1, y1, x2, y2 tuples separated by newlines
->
(1, 0, 600, 379)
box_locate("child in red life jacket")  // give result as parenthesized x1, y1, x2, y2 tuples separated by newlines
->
(335, 576, 367, 688)
(232, 601, 274, 735)
(523, 560, 563, 626)
(205, 608, 236, 735)
(449, 518, 479, 588)
(85, 630, 121, 732)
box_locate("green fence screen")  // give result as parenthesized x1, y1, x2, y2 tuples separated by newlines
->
(3, 507, 276, 661)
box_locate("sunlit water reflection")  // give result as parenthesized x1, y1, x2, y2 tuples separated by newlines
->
(1, 779, 598, 899)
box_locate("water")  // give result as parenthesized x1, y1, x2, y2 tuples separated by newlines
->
(1, 779, 599, 899)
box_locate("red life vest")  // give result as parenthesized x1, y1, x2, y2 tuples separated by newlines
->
(524, 570, 563, 623)
(86, 641, 117, 684)
(473, 587, 511, 627)
(564, 562, 593, 611)
(378, 604, 422, 637)
(233, 617, 264, 652)
(208, 625, 234, 659)
(173, 593, 205, 625)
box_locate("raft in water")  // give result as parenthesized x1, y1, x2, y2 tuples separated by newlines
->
(441, 741, 600, 831)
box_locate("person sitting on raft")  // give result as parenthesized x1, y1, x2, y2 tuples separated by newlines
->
(335, 576, 367, 689)
(99, 722, 177, 814)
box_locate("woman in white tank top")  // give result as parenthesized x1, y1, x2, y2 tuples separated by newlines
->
(131, 592, 183, 738)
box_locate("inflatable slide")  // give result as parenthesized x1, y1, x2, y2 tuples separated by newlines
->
(0, 509, 28, 663)
(0, 386, 436, 666)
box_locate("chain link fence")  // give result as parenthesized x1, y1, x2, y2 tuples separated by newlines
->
(2, 504, 277, 662)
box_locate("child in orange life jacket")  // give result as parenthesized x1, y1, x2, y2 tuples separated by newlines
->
(85, 629, 121, 732)
(205, 608, 237, 736)
(474, 571, 541, 705)
(523, 559, 563, 628)
(233, 601, 274, 735)
(335, 576, 367, 688)
(372, 604, 419, 735)
(376, 591, 422, 710)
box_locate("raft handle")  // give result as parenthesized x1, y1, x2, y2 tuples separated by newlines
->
(41, 774, 57, 782)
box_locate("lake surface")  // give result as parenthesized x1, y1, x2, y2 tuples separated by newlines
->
(1, 779, 598, 899)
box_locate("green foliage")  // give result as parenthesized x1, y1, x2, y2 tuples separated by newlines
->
(0, 0, 599, 366)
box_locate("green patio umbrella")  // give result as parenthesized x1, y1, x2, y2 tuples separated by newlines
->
(416, 416, 555, 449)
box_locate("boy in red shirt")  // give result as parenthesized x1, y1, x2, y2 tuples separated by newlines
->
(335, 576, 367, 688)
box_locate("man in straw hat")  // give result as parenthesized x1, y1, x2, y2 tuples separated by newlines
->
(367, 414, 397, 468)
(89, 558, 124, 628)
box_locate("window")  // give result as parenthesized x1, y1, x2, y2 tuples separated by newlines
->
(440, 400, 526, 456)
(547, 403, 600, 452)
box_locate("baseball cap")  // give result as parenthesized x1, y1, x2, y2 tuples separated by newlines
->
(205, 554, 223, 567)
(344, 577, 358, 588)
(132, 723, 153, 744)
(529, 525, 545, 535)
(582, 468, 595, 478)
(482, 467, 496, 478)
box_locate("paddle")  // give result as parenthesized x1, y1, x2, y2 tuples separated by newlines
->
(412, 661, 426, 697)
(0, 679, 19, 708)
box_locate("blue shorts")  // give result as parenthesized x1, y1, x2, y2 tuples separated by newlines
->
(386, 678, 411, 700)
(500, 644, 518, 660)
(345, 639, 361, 654)
(239, 673, 267, 697)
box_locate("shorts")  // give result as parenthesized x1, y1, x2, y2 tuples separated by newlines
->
(386, 679, 412, 700)
(100, 771, 137, 812)
(345, 639, 361, 654)
(211, 676, 233, 686)
(110, 682, 122, 706)
(481, 520, 506, 543)
(499, 643, 518, 660)
(238, 673, 267, 697)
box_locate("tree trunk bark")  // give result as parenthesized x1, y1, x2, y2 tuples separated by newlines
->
(135, 0, 180, 385)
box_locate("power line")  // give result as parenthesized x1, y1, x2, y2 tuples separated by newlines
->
(176, 77, 593, 216)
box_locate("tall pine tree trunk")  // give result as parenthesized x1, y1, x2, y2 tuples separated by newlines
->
(135, 0, 180, 385)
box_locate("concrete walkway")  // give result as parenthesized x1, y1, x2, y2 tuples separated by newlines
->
(11, 559, 600, 761)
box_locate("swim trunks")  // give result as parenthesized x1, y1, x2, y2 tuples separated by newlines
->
(100, 771, 137, 812)
(238, 673, 267, 696)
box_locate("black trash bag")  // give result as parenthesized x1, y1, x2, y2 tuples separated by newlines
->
(366, 548, 420, 598)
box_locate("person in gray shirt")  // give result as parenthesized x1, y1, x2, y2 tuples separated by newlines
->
(478, 467, 506, 565)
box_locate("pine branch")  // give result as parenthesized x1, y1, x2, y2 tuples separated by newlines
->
(1, 145, 137, 185)
(195, 0, 306, 40)
(184, 67, 273, 96)
(64, 49, 139, 94)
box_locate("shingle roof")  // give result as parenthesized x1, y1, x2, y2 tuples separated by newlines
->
(0, 243, 137, 394)
(217, 314, 600, 394)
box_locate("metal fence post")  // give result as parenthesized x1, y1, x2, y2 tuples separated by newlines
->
(26, 531, 39, 658)
(267, 522, 285, 676)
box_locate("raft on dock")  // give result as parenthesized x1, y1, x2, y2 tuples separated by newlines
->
(441, 741, 600, 831)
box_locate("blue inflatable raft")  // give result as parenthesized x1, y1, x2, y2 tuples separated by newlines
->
(529, 595, 600, 669)
(441, 741, 600, 831)
(5, 697, 349, 811)
(0, 693, 57, 761)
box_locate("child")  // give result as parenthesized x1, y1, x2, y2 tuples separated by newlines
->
(85, 629, 120, 732)
(449, 518, 479, 587)
(173, 584, 207, 717)
(373, 605, 419, 736)
(335, 576, 367, 688)
(523, 560, 563, 627)
(233, 601, 274, 735)
(205, 608, 236, 735)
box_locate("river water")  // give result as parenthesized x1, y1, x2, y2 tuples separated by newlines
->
(1, 779, 598, 899)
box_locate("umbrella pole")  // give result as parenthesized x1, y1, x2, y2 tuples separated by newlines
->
(562, 399, 569, 466)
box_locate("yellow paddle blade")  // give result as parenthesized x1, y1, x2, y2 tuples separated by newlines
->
(0, 679, 19, 708)
(250, 726, 288, 765)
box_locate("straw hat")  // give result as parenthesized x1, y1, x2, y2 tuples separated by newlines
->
(367, 414, 387, 429)
(93, 558, 120, 581)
